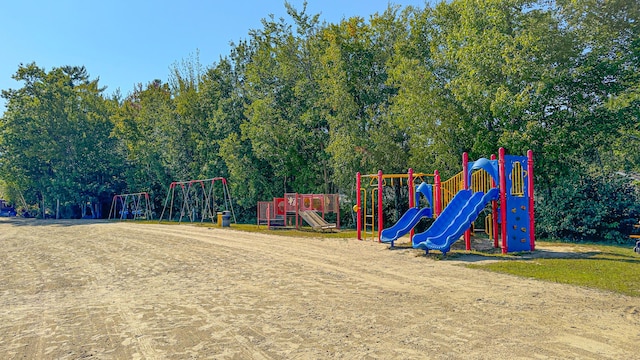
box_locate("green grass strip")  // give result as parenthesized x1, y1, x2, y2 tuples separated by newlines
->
(467, 243, 640, 297)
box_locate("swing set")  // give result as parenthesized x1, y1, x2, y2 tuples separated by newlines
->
(159, 177, 237, 224)
(108, 192, 153, 220)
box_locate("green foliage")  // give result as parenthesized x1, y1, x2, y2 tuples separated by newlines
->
(1, 0, 639, 238)
(0, 63, 122, 217)
(111, 80, 177, 208)
(537, 174, 640, 243)
(320, 8, 409, 188)
(240, 2, 332, 194)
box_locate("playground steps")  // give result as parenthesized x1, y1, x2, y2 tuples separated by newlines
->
(258, 216, 285, 227)
(298, 210, 337, 231)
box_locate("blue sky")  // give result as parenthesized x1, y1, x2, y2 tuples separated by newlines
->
(0, 0, 432, 111)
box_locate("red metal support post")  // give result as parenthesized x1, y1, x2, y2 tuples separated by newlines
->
(499, 147, 508, 254)
(491, 154, 499, 248)
(356, 172, 362, 240)
(408, 168, 415, 208)
(267, 203, 271, 229)
(408, 168, 415, 240)
(295, 193, 299, 230)
(463, 153, 471, 250)
(527, 150, 535, 251)
(377, 170, 383, 243)
(434, 170, 441, 217)
(336, 194, 341, 230)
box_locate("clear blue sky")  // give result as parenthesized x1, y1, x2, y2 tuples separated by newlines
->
(0, 0, 432, 111)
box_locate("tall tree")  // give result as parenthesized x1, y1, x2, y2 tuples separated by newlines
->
(0, 63, 122, 217)
(320, 6, 408, 189)
(386, 5, 463, 176)
(111, 79, 178, 208)
(556, 0, 640, 174)
(241, 2, 332, 194)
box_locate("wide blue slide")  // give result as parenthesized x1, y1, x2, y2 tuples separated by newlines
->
(380, 206, 432, 246)
(413, 188, 499, 255)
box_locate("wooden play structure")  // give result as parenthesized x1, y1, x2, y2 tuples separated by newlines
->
(257, 193, 340, 231)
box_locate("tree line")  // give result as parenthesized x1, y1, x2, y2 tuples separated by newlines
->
(1, 0, 639, 242)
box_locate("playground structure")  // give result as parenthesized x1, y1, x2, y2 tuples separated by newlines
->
(354, 170, 440, 242)
(356, 169, 497, 243)
(358, 148, 535, 255)
(257, 193, 340, 231)
(159, 177, 236, 224)
(0, 199, 17, 217)
(108, 192, 153, 220)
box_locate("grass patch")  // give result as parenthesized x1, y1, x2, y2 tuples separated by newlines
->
(196, 222, 358, 239)
(114, 219, 359, 239)
(467, 242, 640, 297)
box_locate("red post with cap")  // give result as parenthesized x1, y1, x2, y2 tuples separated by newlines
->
(491, 154, 499, 248)
(377, 170, 383, 242)
(463, 153, 471, 250)
(356, 172, 362, 240)
(434, 170, 441, 216)
(408, 168, 415, 240)
(499, 148, 508, 254)
(527, 150, 535, 251)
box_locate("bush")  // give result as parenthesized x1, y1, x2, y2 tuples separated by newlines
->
(536, 173, 640, 243)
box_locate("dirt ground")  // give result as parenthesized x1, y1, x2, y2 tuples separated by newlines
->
(0, 218, 638, 359)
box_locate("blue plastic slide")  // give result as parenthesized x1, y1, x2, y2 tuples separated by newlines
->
(380, 206, 433, 246)
(410, 189, 473, 247)
(413, 188, 499, 255)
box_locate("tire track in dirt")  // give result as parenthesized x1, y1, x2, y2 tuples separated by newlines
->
(118, 225, 456, 358)
(1, 219, 638, 359)
(89, 223, 282, 358)
(128, 223, 639, 359)
(135, 225, 426, 287)
(63, 234, 162, 360)
(0, 225, 62, 359)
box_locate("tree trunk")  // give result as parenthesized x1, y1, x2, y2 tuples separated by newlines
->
(93, 202, 101, 219)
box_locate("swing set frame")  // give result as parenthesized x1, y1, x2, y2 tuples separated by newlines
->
(108, 192, 153, 220)
(158, 177, 237, 224)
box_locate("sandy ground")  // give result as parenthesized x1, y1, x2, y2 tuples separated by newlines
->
(0, 218, 638, 359)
